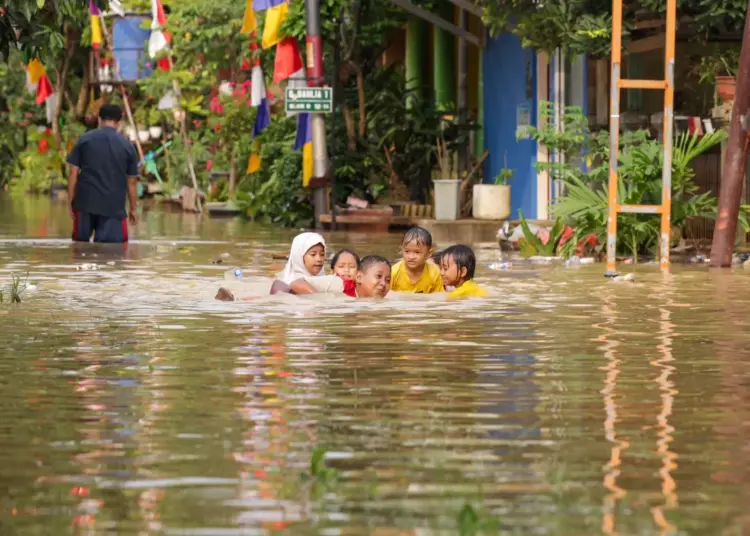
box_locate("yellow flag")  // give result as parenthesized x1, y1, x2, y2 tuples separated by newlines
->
(26, 59, 45, 86)
(91, 14, 102, 49)
(302, 142, 313, 186)
(247, 153, 261, 174)
(261, 2, 289, 49)
(241, 0, 256, 35)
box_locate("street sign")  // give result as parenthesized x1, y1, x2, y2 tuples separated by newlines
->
(284, 87, 333, 113)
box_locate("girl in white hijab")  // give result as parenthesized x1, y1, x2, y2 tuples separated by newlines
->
(278, 232, 327, 284)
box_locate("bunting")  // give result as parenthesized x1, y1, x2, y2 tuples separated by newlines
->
(241, 0, 256, 34)
(148, 0, 171, 71)
(25, 59, 45, 93)
(294, 113, 313, 186)
(251, 64, 270, 136)
(261, 2, 289, 49)
(253, 0, 286, 9)
(108, 0, 124, 16)
(89, 0, 102, 50)
(247, 140, 261, 174)
(273, 37, 303, 83)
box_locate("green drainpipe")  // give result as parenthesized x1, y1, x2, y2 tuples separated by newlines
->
(433, 5, 456, 111)
(406, 17, 428, 107)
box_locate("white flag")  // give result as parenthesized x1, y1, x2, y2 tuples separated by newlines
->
(250, 65, 265, 107)
(108, 0, 124, 16)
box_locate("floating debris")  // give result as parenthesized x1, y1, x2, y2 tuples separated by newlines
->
(488, 262, 512, 271)
(76, 263, 100, 271)
(612, 273, 635, 283)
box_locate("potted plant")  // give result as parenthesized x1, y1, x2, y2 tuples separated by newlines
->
(473, 152, 513, 220)
(148, 109, 163, 140)
(432, 134, 461, 220)
(695, 49, 740, 103)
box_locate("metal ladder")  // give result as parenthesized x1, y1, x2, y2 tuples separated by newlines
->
(606, 0, 677, 275)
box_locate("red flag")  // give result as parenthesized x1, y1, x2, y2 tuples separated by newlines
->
(273, 37, 303, 83)
(149, 0, 172, 71)
(36, 75, 54, 105)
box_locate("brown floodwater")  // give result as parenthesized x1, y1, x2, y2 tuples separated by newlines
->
(2, 195, 750, 535)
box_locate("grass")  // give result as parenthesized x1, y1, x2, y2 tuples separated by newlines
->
(0, 273, 28, 304)
(459, 503, 500, 536)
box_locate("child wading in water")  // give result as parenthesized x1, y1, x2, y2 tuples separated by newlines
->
(331, 249, 360, 281)
(272, 254, 390, 299)
(390, 227, 444, 294)
(439, 244, 489, 299)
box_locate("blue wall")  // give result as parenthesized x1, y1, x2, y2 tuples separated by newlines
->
(482, 33, 538, 219)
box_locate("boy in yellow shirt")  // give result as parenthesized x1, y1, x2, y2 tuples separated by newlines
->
(439, 244, 489, 299)
(390, 227, 444, 293)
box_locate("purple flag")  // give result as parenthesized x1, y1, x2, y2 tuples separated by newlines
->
(253, 0, 286, 11)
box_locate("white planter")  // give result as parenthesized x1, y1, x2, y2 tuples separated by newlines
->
(137, 130, 150, 143)
(433, 179, 461, 221)
(473, 184, 511, 220)
(124, 126, 137, 142)
(149, 126, 163, 139)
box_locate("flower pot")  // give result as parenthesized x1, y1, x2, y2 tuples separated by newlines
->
(124, 126, 137, 142)
(433, 179, 461, 221)
(716, 76, 736, 103)
(138, 130, 150, 143)
(149, 126, 163, 139)
(473, 184, 511, 220)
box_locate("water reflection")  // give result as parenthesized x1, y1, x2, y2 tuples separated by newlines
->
(2, 196, 750, 534)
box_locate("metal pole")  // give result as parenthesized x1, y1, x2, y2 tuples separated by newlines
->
(305, 0, 329, 228)
(660, 0, 676, 272)
(710, 0, 750, 267)
(457, 7, 468, 176)
(605, 0, 623, 276)
(330, 16, 342, 230)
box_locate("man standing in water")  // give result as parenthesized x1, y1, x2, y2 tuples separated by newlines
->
(67, 104, 139, 243)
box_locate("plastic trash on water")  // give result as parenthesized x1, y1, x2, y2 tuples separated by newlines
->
(76, 263, 99, 271)
(564, 255, 580, 267)
(233, 268, 243, 279)
(580, 257, 596, 265)
(612, 273, 635, 283)
(488, 262, 512, 271)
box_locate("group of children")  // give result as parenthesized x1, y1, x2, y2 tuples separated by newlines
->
(216, 226, 488, 301)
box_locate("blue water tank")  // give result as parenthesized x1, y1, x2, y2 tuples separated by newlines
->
(112, 15, 153, 81)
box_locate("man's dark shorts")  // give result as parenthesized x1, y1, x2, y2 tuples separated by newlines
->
(72, 211, 128, 243)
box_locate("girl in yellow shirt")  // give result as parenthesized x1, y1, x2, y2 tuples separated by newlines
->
(439, 244, 489, 299)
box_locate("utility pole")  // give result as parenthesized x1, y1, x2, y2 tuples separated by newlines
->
(710, 0, 750, 267)
(305, 0, 329, 228)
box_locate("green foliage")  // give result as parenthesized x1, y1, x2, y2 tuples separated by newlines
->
(480, 0, 748, 56)
(517, 210, 566, 258)
(693, 45, 742, 83)
(458, 503, 499, 536)
(234, 117, 314, 228)
(493, 151, 514, 185)
(551, 128, 740, 259)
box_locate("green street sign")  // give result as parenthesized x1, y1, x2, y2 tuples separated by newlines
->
(285, 87, 333, 113)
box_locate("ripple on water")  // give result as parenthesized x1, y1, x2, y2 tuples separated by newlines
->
(2, 198, 750, 534)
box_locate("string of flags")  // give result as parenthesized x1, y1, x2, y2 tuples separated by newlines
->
(241, 0, 312, 184)
(25, 58, 57, 123)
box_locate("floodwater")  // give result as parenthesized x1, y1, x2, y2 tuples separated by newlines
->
(2, 196, 750, 536)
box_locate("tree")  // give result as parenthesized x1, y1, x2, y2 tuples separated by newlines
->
(479, 0, 749, 56)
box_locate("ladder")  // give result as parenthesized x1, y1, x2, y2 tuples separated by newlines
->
(606, 0, 677, 275)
